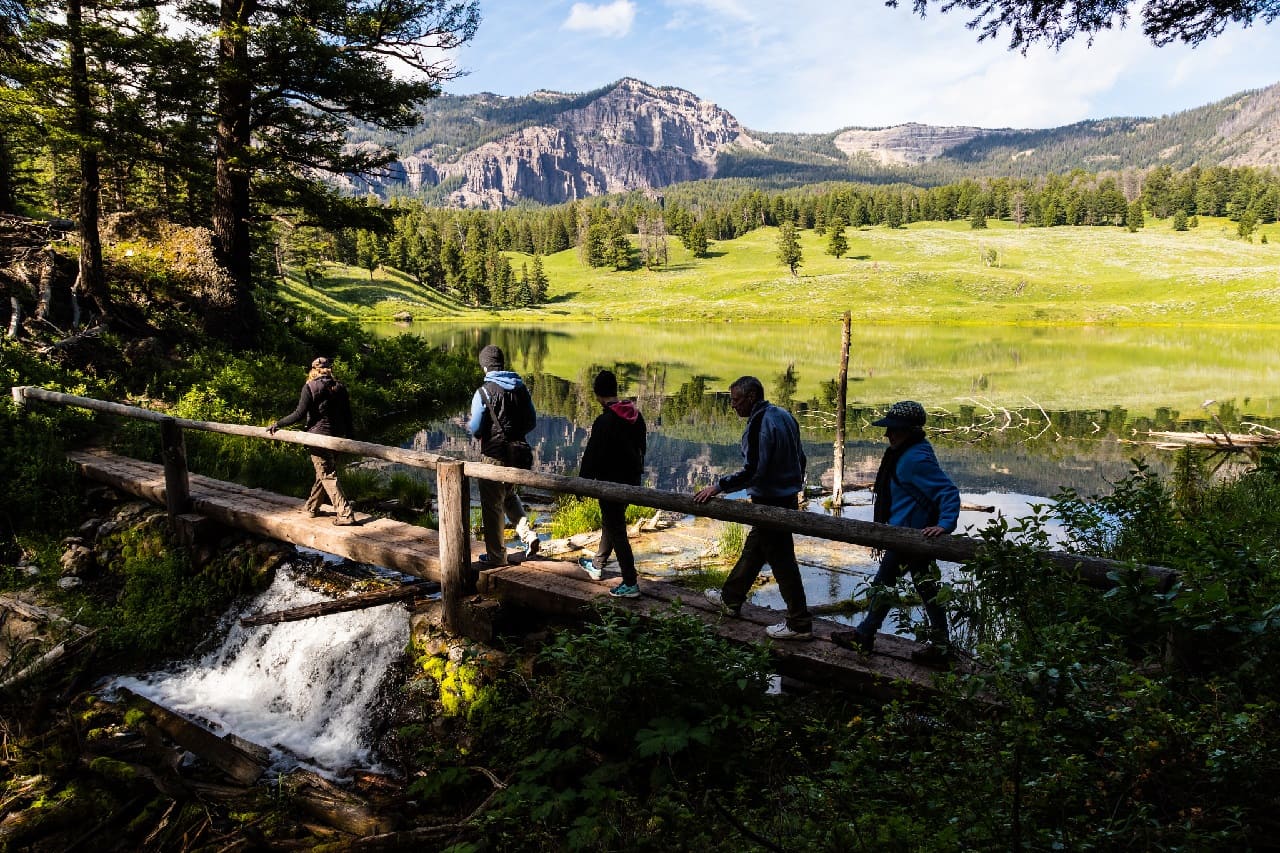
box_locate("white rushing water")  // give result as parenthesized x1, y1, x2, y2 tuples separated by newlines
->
(112, 564, 410, 777)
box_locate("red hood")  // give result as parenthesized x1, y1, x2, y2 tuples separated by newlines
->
(606, 400, 641, 423)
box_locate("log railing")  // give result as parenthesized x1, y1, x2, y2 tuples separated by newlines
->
(11, 386, 1179, 631)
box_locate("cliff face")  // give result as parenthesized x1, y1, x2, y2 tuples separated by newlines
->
(833, 123, 995, 166)
(408, 78, 761, 208)
(349, 77, 1280, 205)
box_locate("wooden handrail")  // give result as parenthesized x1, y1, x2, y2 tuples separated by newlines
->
(12, 385, 1178, 591)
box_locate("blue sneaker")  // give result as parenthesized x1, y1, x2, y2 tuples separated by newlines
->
(578, 556, 603, 581)
(609, 583, 640, 599)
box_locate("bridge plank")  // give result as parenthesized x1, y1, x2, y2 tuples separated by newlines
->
(483, 562, 965, 700)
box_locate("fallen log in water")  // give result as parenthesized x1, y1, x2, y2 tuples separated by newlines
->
(115, 687, 268, 785)
(239, 580, 438, 627)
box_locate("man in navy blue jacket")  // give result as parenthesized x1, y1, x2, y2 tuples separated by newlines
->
(832, 400, 961, 664)
(694, 376, 812, 640)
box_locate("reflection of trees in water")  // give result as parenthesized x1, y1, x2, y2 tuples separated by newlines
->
(413, 351, 1280, 497)
(516, 370, 1280, 497)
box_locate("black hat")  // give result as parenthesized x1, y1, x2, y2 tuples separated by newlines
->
(592, 369, 618, 397)
(478, 345, 505, 371)
(311, 356, 332, 370)
(872, 400, 927, 428)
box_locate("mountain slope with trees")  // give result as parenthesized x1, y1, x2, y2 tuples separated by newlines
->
(348, 78, 1280, 207)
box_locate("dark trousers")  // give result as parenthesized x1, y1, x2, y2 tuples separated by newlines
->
(595, 500, 636, 586)
(721, 494, 811, 632)
(856, 549, 949, 644)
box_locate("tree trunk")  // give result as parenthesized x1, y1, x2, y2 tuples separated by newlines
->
(211, 0, 258, 337)
(67, 0, 110, 322)
(0, 132, 15, 214)
(832, 311, 850, 506)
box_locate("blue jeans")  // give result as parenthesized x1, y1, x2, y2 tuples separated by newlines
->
(856, 549, 949, 644)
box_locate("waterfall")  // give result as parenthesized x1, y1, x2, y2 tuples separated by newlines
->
(112, 563, 410, 778)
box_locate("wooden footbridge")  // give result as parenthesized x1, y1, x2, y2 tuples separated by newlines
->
(14, 386, 1177, 701)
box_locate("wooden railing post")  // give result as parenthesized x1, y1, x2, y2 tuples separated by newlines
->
(10, 385, 26, 409)
(159, 416, 191, 521)
(436, 459, 470, 633)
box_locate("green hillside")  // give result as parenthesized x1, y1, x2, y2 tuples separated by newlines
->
(281, 216, 1280, 327)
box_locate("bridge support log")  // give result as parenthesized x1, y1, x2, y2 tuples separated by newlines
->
(159, 417, 190, 522)
(436, 459, 470, 634)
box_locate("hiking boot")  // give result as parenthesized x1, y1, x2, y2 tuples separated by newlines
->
(304, 507, 324, 518)
(704, 589, 740, 617)
(609, 583, 641, 599)
(910, 643, 953, 668)
(332, 515, 359, 527)
(578, 556, 603, 581)
(765, 622, 813, 642)
(831, 630, 875, 654)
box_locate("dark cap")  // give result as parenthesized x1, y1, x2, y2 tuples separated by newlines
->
(311, 356, 332, 370)
(592, 369, 618, 397)
(872, 400, 927, 428)
(478, 344, 505, 372)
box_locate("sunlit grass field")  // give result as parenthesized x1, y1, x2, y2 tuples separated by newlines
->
(278, 216, 1280, 327)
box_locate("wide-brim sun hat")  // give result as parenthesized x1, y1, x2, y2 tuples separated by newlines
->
(872, 400, 927, 428)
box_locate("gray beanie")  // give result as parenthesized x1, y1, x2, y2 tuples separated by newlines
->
(478, 344, 505, 372)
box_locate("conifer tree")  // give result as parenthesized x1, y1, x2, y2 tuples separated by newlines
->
(530, 254, 549, 303)
(826, 220, 848, 258)
(777, 222, 802, 276)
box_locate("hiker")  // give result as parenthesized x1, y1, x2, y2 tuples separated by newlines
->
(831, 400, 961, 665)
(577, 369, 648, 598)
(467, 344, 540, 565)
(693, 376, 812, 640)
(267, 356, 357, 526)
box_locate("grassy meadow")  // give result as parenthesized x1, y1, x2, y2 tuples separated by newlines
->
(275, 216, 1280, 326)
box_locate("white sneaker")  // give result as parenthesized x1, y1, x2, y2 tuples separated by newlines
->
(703, 589, 740, 616)
(765, 622, 813, 641)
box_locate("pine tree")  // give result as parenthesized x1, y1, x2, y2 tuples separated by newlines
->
(1172, 209, 1189, 231)
(777, 222, 802, 276)
(683, 221, 709, 257)
(530, 254, 549, 303)
(825, 221, 848, 258)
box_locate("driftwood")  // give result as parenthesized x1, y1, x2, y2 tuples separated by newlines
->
(0, 595, 94, 637)
(284, 769, 396, 837)
(240, 581, 437, 627)
(115, 687, 268, 785)
(0, 628, 101, 691)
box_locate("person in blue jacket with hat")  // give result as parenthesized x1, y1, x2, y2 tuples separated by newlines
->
(831, 400, 961, 665)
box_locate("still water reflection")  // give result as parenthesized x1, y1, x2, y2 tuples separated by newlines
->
(378, 321, 1280, 630)
(380, 321, 1280, 499)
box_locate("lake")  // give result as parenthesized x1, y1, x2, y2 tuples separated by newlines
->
(373, 320, 1280, 498)
(369, 320, 1279, 628)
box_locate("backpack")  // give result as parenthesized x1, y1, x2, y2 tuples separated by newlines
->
(306, 376, 353, 438)
(480, 381, 534, 469)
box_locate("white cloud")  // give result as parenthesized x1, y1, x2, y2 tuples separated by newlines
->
(563, 1, 637, 38)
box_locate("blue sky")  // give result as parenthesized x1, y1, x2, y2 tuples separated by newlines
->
(440, 0, 1280, 132)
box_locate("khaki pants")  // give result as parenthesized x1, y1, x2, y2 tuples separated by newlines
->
(304, 451, 353, 521)
(479, 454, 536, 564)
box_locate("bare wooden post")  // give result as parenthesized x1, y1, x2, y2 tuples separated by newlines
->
(159, 416, 190, 520)
(10, 385, 26, 408)
(832, 311, 851, 508)
(436, 459, 470, 633)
